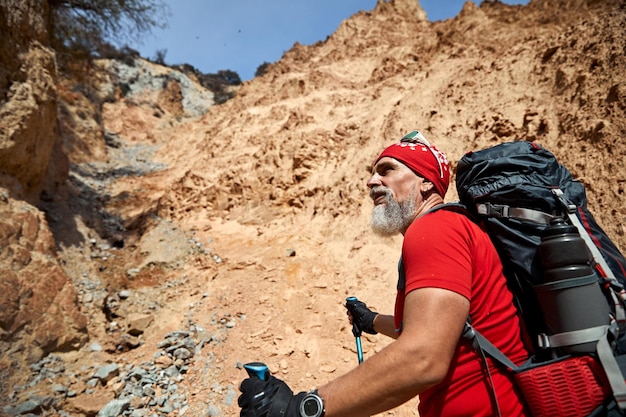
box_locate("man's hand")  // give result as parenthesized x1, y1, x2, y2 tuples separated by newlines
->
(239, 374, 306, 417)
(346, 299, 379, 335)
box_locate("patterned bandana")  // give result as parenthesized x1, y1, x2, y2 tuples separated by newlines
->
(374, 130, 450, 197)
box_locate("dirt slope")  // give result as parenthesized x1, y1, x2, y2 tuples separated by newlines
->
(1, 0, 626, 416)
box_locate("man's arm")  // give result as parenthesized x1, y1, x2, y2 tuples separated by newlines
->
(318, 287, 470, 417)
(372, 314, 398, 339)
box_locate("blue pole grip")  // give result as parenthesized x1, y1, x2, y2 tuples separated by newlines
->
(355, 335, 363, 364)
(244, 362, 269, 380)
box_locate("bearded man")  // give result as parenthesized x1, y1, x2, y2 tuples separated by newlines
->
(238, 130, 530, 417)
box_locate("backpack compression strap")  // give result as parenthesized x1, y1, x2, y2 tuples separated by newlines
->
(551, 189, 618, 280)
(551, 188, 626, 329)
(473, 190, 621, 286)
(476, 202, 554, 224)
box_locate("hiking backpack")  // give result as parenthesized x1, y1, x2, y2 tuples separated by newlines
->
(451, 140, 626, 417)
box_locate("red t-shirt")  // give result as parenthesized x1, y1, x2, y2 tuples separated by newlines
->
(394, 209, 530, 417)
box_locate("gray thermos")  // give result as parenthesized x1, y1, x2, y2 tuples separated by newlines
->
(534, 218, 610, 354)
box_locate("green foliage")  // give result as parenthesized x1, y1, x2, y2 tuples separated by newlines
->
(153, 49, 167, 65)
(255, 62, 272, 78)
(48, 0, 169, 57)
(174, 64, 242, 105)
(97, 44, 141, 66)
(215, 70, 241, 86)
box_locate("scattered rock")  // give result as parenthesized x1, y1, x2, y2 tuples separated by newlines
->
(126, 313, 154, 336)
(98, 398, 131, 417)
(93, 364, 120, 384)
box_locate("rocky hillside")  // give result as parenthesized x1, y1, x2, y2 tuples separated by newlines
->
(1, 0, 625, 416)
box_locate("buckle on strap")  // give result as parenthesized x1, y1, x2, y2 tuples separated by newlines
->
(537, 325, 611, 349)
(537, 333, 551, 349)
(476, 203, 553, 224)
(476, 203, 509, 218)
(462, 321, 476, 340)
(551, 188, 577, 213)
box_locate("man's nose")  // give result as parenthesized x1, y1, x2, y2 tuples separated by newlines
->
(367, 174, 381, 189)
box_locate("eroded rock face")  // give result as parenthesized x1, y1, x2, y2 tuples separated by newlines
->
(0, 0, 85, 384)
(0, 191, 88, 359)
(0, 0, 65, 200)
(0, 0, 48, 97)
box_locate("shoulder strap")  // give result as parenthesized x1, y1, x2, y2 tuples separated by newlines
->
(427, 201, 469, 214)
(425, 202, 478, 221)
(462, 322, 512, 417)
(462, 322, 518, 370)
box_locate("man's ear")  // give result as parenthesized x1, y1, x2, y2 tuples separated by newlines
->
(421, 181, 434, 194)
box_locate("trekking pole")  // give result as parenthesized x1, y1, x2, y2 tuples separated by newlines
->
(244, 362, 270, 381)
(346, 296, 364, 364)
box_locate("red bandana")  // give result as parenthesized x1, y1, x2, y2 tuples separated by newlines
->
(374, 131, 450, 197)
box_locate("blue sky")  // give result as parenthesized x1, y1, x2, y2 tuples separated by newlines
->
(132, 0, 529, 81)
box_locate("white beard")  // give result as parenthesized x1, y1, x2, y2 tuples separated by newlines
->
(370, 187, 417, 236)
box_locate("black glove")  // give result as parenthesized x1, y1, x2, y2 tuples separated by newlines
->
(346, 299, 378, 335)
(239, 374, 306, 417)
